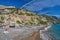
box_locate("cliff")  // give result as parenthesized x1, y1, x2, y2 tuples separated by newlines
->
(0, 8, 60, 26)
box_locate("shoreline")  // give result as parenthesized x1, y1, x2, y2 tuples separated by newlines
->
(40, 25, 52, 40)
(0, 25, 52, 40)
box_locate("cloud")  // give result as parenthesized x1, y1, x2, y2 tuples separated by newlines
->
(21, 0, 60, 12)
(0, 5, 15, 9)
(46, 14, 60, 17)
(53, 15, 60, 17)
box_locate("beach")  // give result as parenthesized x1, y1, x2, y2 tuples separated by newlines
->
(40, 25, 52, 40)
(0, 25, 51, 40)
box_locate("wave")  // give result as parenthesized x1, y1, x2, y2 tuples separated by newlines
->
(40, 25, 52, 40)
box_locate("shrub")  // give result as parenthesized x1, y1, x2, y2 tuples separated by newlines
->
(0, 16, 4, 20)
(16, 20, 21, 24)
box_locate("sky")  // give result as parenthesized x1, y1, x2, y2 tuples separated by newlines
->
(22, 0, 60, 17)
(0, 0, 60, 17)
(0, 0, 32, 8)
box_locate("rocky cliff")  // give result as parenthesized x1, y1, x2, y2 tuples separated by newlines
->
(0, 8, 60, 26)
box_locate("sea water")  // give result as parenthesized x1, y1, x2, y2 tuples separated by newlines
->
(47, 24, 60, 40)
(40, 24, 60, 40)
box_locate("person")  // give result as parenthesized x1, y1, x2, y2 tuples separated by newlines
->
(3, 26, 10, 34)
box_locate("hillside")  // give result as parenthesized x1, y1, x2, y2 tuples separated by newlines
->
(0, 8, 60, 26)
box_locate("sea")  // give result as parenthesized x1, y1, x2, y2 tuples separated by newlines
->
(47, 24, 60, 40)
(40, 24, 60, 40)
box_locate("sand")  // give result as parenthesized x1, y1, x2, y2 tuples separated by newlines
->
(0, 25, 50, 40)
(13, 31, 42, 40)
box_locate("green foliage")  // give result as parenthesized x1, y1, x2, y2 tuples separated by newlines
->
(16, 20, 21, 24)
(29, 21, 33, 25)
(18, 12, 24, 15)
(40, 21, 47, 24)
(24, 22, 29, 25)
(31, 18, 34, 22)
(4, 8, 60, 24)
(0, 16, 4, 20)
(26, 13, 35, 16)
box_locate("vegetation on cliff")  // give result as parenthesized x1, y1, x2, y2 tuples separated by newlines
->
(0, 8, 60, 25)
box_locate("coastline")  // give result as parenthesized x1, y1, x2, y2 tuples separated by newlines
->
(0, 25, 52, 40)
(40, 25, 52, 40)
(17, 25, 52, 40)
